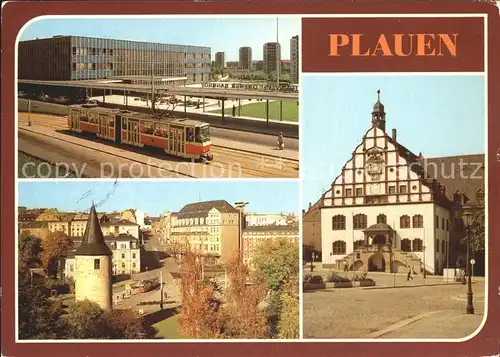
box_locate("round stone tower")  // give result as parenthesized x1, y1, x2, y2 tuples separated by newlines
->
(75, 204, 113, 311)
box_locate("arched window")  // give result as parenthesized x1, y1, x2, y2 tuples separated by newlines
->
(412, 238, 423, 252)
(377, 214, 387, 224)
(353, 214, 367, 230)
(401, 238, 411, 252)
(332, 215, 346, 230)
(353, 239, 364, 250)
(332, 240, 346, 255)
(412, 214, 423, 228)
(400, 215, 410, 228)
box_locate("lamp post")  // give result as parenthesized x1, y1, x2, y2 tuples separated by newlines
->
(310, 252, 315, 272)
(464, 211, 474, 314)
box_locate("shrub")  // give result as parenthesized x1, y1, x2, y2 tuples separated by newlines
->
(326, 272, 351, 283)
(303, 274, 323, 284)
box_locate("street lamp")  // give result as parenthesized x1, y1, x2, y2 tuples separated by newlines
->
(463, 211, 474, 315)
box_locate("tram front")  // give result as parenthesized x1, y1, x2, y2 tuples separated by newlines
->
(196, 124, 213, 161)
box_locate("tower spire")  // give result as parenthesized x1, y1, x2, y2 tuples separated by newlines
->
(371, 89, 386, 131)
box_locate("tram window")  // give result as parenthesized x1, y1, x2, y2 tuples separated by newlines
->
(80, 115, 89, 122)
(122, 120, 128, 130)
(158, 124, 168, 138)
(153, 122, 160, 136)
(186, 127, 195, 142)
(109, 118, 114, 127)
(195, 126, 210, 143)
(141, 121, 154, 135)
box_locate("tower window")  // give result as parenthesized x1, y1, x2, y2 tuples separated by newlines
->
(389, 186, 396, 194)
(94, 259, 100, 270)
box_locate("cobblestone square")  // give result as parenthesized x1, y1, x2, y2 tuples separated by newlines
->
(303, 274, 485, 339)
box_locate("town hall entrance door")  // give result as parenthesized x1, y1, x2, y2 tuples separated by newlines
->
(368, 253, 385, 272)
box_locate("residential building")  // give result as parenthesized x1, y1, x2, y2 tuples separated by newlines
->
(65, 233, 141, 278)
(18, 35, 211, 83)
(19, 221, 50, 240)
(101, 219, 140, 239)
(239, 46, 252, 70)
(290, 35, 299, 84)
(245, 213, 288, 227)
(215, 52, 226, 69)
(170, 200, 240, 264)
(302, 200, 322, 255)
(263, 42, 281, 74)
(253, 60, 264, 71)
(243, 225, 299, 267)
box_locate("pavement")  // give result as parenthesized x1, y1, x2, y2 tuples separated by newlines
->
(303, 275, 485, 339)
(91, 94, 298, 125)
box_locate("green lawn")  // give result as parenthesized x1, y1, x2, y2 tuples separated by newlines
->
(211, 100, 299, 122)
(153, 313, 183, 339)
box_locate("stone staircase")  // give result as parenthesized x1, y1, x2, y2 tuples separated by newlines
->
(334, 244, 435, 275)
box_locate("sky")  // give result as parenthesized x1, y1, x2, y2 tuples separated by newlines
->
(19, 17, 300, 61)
(301, 75, 486, 209)
(18, 180, 299, 216)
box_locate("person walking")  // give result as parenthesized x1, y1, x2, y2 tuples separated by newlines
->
(407, 265, 414, 281)
(232, 104, 236, 117)
(277, 132, 284, 150)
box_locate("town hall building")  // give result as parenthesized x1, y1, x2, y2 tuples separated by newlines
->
(312, 90, 485, 276)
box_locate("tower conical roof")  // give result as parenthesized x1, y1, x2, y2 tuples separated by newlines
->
(372, 89, 385, 113)
(75, 204, 112, 256)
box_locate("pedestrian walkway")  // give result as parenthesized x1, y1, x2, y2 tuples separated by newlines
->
(376, 310, 484, 339)
(92, 95, 299, 125)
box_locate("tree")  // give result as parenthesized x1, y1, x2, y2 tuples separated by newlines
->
(42, 231, 74, 280)
(64, 301, 156, 339)
(223, 252, 268, 339)
(18, 232, 43, 274)
(63, 300, 110, 339)
(251, 238, 299, 336)
(276, 281, 299, 339)
(18, 277, 66, 339)
(178, 249, 225, 339)
(251, 238, 299, 292)
(465, 207, 485, 253)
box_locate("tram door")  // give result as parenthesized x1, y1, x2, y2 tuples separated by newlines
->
(127, 119, 140, 146)
(169, 126, 185, 156)
(69, 109, 80, 131)
(98, 114, 108, 138)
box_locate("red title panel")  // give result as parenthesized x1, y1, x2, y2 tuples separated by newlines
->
(302, 17, 484, 72)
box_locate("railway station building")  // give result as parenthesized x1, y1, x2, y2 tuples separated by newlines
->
(18, 35, 211, 84)
(303, 91, 485, 276)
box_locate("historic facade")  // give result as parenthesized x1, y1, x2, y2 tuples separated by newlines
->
(316, 91, 484, 275)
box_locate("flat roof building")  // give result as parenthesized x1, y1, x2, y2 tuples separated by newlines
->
(263, 42, 281, 75)
(215, 51, 226, 69)
(18, 35, 211, 84)
(239, 46, 252, 70)
(290, 35, 299, 84)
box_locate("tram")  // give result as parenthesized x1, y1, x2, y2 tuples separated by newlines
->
(67, 103, 213, 162)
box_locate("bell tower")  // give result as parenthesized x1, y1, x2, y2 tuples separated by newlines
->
(75, 204, 113, 311)
(371, 89, 386, 131)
